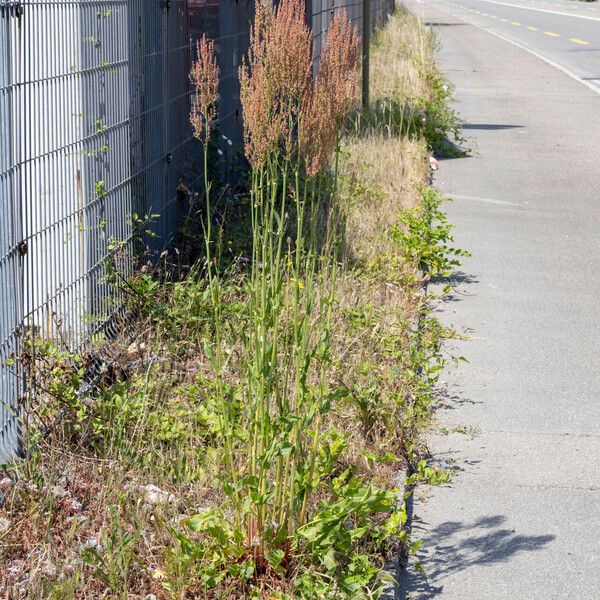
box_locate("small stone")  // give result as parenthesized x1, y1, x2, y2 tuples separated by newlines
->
(79, 537, 103, 554)
(142, 484, 176, 506)
(50, 485, 68, 499)
(43, 561, 57, 578)
(0, 477, 14, 490)
(0, 516, 11, 533)
(173, 514, 188, 524)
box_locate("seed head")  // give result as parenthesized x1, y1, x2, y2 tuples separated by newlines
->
(190, 35, 220, 142)
(301, 11, 360, 176)
(240, 0, 313, 168)
(239, 4, 359, 176)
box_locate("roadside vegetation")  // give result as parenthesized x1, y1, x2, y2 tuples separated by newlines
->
(0, 4, 465, 598)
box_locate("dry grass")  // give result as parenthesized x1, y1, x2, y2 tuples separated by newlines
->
(370, 7, 435, 102)
(341, 135, 427, 263)
(340, 5, 433, 265)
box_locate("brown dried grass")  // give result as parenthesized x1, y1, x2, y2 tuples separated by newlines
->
(338, 4, 435, 267)
(370, 6, 435, 102)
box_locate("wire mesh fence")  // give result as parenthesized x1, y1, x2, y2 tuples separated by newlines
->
(0, 0, 395, 462)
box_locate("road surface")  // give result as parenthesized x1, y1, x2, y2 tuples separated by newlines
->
(400, 0, 600, 597)
(418, 0, 600, 91)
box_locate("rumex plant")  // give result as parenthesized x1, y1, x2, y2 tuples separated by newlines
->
(181, 3, 400, 595)
(190, 34, 239, 505)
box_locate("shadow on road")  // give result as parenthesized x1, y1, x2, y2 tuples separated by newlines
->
(461, 123, 523, 131)
(435, 384, 481, 412)
(423, 21, 467, 27)
(396, 515, 556, 599)
(430, 270, 479, 304)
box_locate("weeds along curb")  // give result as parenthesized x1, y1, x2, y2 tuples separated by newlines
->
(394, 167, 470, 594)
(396, 168, 435, 591)
(396, 287, 428, 592)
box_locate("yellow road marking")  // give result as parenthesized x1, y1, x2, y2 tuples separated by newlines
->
(527, 26, 538, 31)
(491, 15, 498, 18)
(512, 21, 522, 25)
(544, 31, 560, 37)
(570, 37, 590, 45)
(499, 17, 508, 21)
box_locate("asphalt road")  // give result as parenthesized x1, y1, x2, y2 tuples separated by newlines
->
(419, 0, 600, 91)
(399, 0, 600, 598)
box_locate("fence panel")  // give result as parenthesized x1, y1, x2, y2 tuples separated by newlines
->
(0, 0, 204, 461)
(0, 2, 23, 463)
(0, 0, 394, 462)
(311, 0, 395, 64)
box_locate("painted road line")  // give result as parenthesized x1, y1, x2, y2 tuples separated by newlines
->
(434, 0, 600, 96)
(527, 25, 539, 30)
(544, 30, 561, 36)
(500, 17, 508, 21)
(512, 21, 522, 25)
(570, 37, 590, 45)
(464, 0, 600, 22)
(453, 194, 522, 207)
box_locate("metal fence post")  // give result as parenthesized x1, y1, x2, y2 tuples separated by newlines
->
(362, 0, 370, 110)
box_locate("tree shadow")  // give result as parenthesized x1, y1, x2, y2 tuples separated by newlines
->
(396, 514, 556, 599)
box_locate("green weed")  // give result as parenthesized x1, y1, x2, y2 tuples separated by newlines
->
(392, 187, 470, 279)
